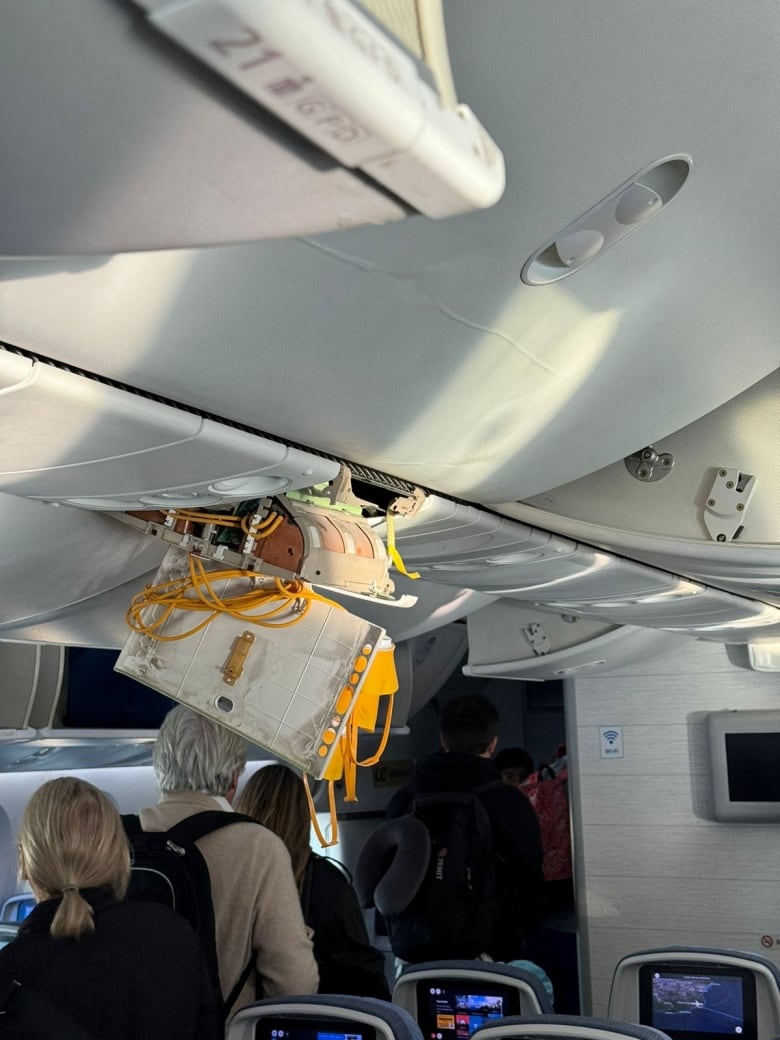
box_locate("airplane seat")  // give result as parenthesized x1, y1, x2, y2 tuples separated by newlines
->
(226, 994, 424, 1040)
(0, 895, 36, 925)
(470, 1013, 674, 1040)
(607, 946, 780, 1040)
(392, 959, 554, 1037)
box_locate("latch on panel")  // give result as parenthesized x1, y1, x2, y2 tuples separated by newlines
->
(523, 622, 550, 656)
(223, 631, 254, 686)
(703, 468, 756, 542)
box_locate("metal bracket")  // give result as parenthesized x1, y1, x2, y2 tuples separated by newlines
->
(625, 444, 674, 482)
(703, 468, 757, 542)
(523, 622, 550, 656)
(222, 631, 254, 686)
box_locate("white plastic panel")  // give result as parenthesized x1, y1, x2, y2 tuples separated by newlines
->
(0, 0, 407, 254)
(466, 600, 618, 672)
(0, 493, 166, 633)
(386, 493, 780, 642)
(0, 644, 42, 732)
(393, 623, 470, 724)
(0, 352, 339, 507)
(322, 572, 492, 644)
(539, 585, 780, 640)
(116, 547, 386, 776)
(513, 369, 780, 604)
(466, 616, 693, 680)
(383, 498, 582, 586)
(0, 644, 65, 733)
(0, 576, 159, 649)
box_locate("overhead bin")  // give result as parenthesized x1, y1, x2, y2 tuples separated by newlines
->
(507, 369, 780, 604)
(384, 496, 780, 642)
(0, 492, 165, 635)
(0, 644, 63, 734)
(0, 0, 503, 254)
(0, 349, 339, 508)
(464, 602, 690, 681)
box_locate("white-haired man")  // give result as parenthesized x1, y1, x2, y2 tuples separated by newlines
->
(139, 705, 318, 1018)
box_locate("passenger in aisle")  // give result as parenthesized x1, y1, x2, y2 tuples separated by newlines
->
(138, 707, 318, 1015)
(0, 776, 217, 1040)
(237, 764, 391, 1000)
(387, 694, 545, 961)
(495, 746, 573, 913)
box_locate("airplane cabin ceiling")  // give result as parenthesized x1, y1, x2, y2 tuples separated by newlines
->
(2, 1, 778, 731)
(2, 2, 780, 505)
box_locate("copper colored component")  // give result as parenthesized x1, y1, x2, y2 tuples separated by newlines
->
(127, 510, 166, 523)
(253, 517, 305, 573)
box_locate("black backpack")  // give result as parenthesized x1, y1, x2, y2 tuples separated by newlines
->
(121, 811, 257, 1024)
(384, 787, 499, 962)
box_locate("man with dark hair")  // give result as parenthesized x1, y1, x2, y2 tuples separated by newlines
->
(439, 694, 501, 755)
(495, 746, 535, 787)
(387, 693, 544, 961)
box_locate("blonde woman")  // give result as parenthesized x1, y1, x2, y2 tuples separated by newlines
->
(0, 777, 216, 1039)
(236, 765, 390, 999)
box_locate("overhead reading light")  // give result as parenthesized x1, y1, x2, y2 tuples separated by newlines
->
(522, 155, 692, 285)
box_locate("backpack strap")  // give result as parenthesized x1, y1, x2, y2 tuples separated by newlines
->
(163, 810, 262, 1019)
(223, 957, 256, 1019)
(301, 856, 314, 923)
(120, 813, 143, 835)
(165, 810, 260, 846)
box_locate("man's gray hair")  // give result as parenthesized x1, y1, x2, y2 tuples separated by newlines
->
(153, 705, 248, 796)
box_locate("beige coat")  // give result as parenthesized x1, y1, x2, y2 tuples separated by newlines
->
(139, 791, 319, 1015)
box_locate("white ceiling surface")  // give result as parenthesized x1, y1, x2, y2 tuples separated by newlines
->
(1, 4, 779, 504)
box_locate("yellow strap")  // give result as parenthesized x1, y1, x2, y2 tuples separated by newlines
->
(303, 774, 339, 848)
(385, 511, 420, 580)
(355, 690, 395, 767)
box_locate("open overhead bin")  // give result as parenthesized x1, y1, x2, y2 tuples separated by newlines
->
(0, 0, 503, 254)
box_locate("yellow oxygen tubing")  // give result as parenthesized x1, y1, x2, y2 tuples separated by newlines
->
(125, 552, 343, 641)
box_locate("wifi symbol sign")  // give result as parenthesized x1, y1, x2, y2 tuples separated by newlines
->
(600, 726, 623, 757)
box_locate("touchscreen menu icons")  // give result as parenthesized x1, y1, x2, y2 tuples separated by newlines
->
(426, 986, 506, 1040)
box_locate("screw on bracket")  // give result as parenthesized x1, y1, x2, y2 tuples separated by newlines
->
(703, 467, 757, 542)
(625, 444, 674, 482)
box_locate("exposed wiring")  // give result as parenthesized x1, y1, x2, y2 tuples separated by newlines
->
(168, 508, 284, 539)
(126, 552, 341, 641)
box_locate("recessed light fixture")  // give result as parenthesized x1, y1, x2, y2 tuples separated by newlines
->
(522, 155, 692, 285)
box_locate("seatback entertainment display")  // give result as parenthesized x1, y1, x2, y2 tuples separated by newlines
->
(638, 964, 757, 1040)
(253, 1018, 376, 1040)
(417, 982, 518, 1040)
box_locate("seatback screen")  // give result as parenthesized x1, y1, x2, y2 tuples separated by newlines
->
(0, 896, 35, 924)
(638, 964, 757, 1040)
(253, 1018, 376, 1040)
(416, 981, 518, 1040)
